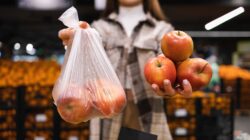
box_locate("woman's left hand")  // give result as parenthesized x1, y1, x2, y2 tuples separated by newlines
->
(151, 79, 192, 98)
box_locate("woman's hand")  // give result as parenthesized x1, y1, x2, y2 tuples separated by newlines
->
(152, 79, 192, 98)
(58, 21, 89, 47)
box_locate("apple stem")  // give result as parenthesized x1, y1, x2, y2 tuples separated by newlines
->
(157, 60, 162, 67)
(199, 63, 208, 73)
(178, 31, 181, 36)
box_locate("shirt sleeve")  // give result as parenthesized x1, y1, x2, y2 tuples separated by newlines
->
(91, 19, 109, 48)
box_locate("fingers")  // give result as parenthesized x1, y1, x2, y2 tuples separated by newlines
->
(58, 28, 74, 46)
(58, 28, 72, 40)
(151, 80, 176, 98)
(58, 21, 89, 40)
(58, 21, 89, 47)
(163, 80, 176, 97)
(79, 21, 89, 29)
(62, 40, 71, 47)
(178, 79, 192, 98)
(152, 84, 164, 96)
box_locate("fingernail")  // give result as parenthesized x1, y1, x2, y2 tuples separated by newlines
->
(164, 80, 170, 86)
(152, 84, 157, 89)
(183, 79, 189, 85)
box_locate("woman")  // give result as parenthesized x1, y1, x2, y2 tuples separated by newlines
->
(59, 0, 192, 140)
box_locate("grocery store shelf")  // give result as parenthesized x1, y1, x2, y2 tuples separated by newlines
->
(0, 128, 16, 131)
(235, 115, 250, 134)
(0, 106, 16, 110)
(168, 115, 195, 120)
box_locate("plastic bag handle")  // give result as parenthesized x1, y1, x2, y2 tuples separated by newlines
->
(58, 6, 79, 28)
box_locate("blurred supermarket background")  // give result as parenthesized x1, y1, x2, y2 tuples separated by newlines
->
(0, 0, 250, 140)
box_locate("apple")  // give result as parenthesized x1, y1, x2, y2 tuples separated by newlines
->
(161, 30, 193, 62)
(144, 54, 176, 89)
(56, 85, 92, 124)
(176, 58, 212, 91)
(85, 79, 127, 117)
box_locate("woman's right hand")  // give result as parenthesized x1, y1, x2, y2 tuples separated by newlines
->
(58, 21, 89, 47)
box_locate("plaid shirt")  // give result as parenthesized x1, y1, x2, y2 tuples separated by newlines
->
(90, 12, 174, 140)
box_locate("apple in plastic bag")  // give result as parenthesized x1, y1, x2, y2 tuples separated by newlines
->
(84, 79, 127, 117)
(56, 85, 92, 124)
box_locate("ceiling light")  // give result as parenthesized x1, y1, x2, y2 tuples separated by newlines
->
(95, 0, 106, 10)
(14, 43, 21, 50)
(205, 7, 245, 30)
(26, 43, 33, 52)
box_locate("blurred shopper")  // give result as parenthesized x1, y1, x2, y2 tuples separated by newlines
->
(58, 0, 192, 140)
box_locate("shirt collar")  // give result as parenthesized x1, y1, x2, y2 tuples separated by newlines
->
(106, 12, 156, 27)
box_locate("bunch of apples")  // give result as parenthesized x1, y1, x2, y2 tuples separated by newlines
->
(144, 30, 212, 92)
(55, 79, 127, 124)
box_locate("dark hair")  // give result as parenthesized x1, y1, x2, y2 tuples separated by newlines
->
(103, 0, 167, 21)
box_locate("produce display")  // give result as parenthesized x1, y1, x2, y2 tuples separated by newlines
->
(60, 129, 89, 140)
(0, 87, 16, 109)
(60, 120, 89, 129)
(219, 65, 250, 109)
(0, 60, 60, 87)
(166, 91, 231, 116)
(0, 87, 17, 140)
(25, 131, 52, 140)
(166, 91, 233, 139)
(168, 118, 196, 136)
(0, 131, 16, 140)
(166, 96, 196, 116)
(25, 109, 53, 129)
(25, 85, 53, 107)
(0, 109, 16, 129)
(144, 30, 212, 92)
(219, 65, 250, 80)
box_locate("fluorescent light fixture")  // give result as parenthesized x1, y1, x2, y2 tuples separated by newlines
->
(26, 43, 36, 55)
(27, 49, 36, 55)
(205, 7, 245, 30)
(95, 0, 107, 10)
(26, 43, 33, 52)
(18, 0, 72, 10)
(14, 43, 21, 50)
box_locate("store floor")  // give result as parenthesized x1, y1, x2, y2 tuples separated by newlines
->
(235, 113, 250, 133)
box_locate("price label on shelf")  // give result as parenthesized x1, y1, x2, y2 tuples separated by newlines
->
(34, 136, 45, 140)
(175, 127, 187, 136)
(69, 136, 79, 140)
(35, 114, 47, 122)
(174, 108, 188, 117)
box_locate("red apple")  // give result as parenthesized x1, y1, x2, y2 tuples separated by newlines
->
(176, 58, 212, 91)
(85, 79, 127, 117)
(161, 30, 193, 62)
(144, 54, 176, 89)
(56, 85, 92, 124)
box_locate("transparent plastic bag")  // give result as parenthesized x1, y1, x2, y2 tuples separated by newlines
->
(52, 7, 127, 124)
